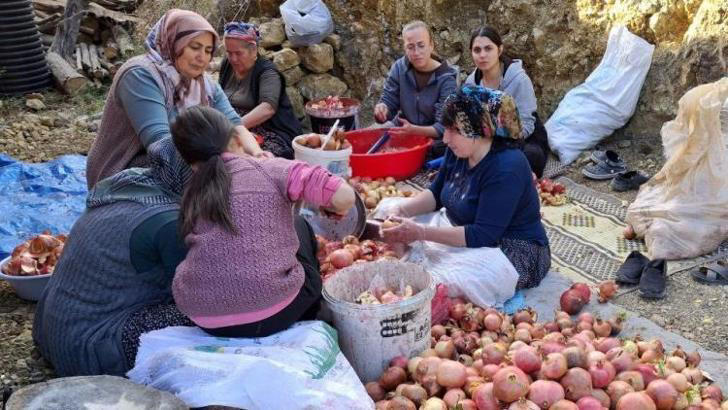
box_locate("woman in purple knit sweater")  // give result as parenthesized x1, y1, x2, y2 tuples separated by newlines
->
(170, 106, 355, 337)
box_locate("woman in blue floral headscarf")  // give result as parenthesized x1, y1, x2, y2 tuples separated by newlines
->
(381, 85, 551, 290)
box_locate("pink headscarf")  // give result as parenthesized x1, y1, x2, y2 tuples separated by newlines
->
(145, 9, 219, 110)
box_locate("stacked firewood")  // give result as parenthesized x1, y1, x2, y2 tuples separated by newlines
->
(33, 0, 141, 86)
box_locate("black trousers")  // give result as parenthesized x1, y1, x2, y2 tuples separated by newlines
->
(523, 113, 550, 178)
(201, 216, 322, 338)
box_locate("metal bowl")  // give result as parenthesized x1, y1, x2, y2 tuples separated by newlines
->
(294, 192, 366, 241)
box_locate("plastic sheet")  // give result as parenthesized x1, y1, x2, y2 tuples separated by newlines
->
(0, 154, 87, 259)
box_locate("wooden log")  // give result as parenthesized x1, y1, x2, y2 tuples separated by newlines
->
(111, 25, 134, 57)
(103, 38, 119, 60)
(98, 56, 121, 76)
(46, 50, 88, 95)
(49, 0, 86, 62)
(79, 42, 92, 70)
(36, 13, 62, 35)
(75, 45, 83, 71)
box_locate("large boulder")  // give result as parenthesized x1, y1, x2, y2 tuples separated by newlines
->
(259, 18, 286, 48)
(282, 66, 305, 86)
(286, 86, 306, 119)
(6, 375, 188, 410)
(297, 73, 348, 101)
(271, 48, 300, 72)
(299, 43, 334, 74)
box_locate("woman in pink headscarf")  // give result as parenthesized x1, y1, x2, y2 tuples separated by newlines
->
(86, 9, 272, 189)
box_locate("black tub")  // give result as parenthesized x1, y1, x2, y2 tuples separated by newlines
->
(0, 0, 51, 95)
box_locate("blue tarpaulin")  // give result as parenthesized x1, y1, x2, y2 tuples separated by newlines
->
(0, 154, 88, 260)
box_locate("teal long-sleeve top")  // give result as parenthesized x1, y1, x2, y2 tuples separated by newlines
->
(116, 67, 241, 148)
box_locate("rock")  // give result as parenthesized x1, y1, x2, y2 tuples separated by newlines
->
(6, 375, 188, 410)
(286, 86, 306, 119)
(40, 116, 55, 127)
(25, 99, 45, 111)
(282, 40, 293, 49)
(324, 34, 342, 50)
(299, 43, 334, 74)
(258, 18, 286, 48)
(617, 140, 632, 149)
(282, 66, 304, 86)
(297, 73, 348, 101)
(271, 48, 300, 72)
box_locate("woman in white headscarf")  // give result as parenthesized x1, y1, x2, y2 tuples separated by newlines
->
(86, 9, 271, 189)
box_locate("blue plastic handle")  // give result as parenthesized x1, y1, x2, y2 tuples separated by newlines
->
(366, 132, 391, 154)
(425, 156, 444, 169)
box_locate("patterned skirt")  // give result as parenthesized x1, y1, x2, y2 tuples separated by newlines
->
(500, 238, 551, 289)
(121, 304, 193, 368)
(253, 126, 294, 159)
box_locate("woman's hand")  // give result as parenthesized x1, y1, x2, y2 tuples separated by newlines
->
(374, 103, 389, 123)
(254, 151, 274, 159)
(380, 216, 426, 245)
(388, 118, 417, 137)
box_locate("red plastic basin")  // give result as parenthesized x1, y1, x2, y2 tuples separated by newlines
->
(344, 128, 432, 181)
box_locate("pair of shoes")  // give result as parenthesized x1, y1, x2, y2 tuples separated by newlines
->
(610, 170, 650, 192)
(583, 150, 627, 180)
(615, 251, 667, 299)
(690, 260, 728, 285)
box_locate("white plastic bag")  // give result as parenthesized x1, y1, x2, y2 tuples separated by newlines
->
(626, 78, 728, 260)
(545, 26, 655, 164)
(279, 0, 334, 47)
(127, 321, 373, 410)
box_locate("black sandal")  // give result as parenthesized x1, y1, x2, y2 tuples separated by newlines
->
(639, 259, 667, 299)
(691, 261, 728, 285)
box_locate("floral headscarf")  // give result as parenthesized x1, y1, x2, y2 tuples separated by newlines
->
(145, 9, 219, 110)
(442, 85, 523, 140)
(223, 22, 260, 46)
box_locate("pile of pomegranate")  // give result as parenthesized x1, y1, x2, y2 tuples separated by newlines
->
(307, 95, 360, 118)
(349, 176, 414, 209)
(367, 295, 725, 410)
(2, 232, 66, 276)
(295, 128, 352, 151)
(316, 235, 398, 281)
(537, 178, 567, 207)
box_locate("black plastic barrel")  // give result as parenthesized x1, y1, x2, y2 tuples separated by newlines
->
(305, 97, 360, 134)
(0, 0, 52, 95)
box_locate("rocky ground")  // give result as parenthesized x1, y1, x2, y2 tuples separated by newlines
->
(1, 90, 727, 397)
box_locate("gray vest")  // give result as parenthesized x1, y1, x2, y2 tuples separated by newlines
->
(33, 200, 178, 376)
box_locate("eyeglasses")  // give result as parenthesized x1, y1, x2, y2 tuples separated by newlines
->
(405, 43, 428, 53)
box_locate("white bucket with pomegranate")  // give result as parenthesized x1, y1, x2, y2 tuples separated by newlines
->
(322, 260, 435, 383)
(292, 134, 352, 178)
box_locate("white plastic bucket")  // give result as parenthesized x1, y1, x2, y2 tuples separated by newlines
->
(322, 260, 435, 383)
(292, 135, 352, 178)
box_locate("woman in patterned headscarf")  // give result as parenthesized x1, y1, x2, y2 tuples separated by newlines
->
(86, 9, 272, 189)
(219, 22, 303, 159)
(381, 85, 551, 290)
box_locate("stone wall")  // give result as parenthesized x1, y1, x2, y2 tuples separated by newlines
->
(232, 0, 727, 137)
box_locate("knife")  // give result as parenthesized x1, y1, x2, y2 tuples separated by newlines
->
(366, 130, 391, 154)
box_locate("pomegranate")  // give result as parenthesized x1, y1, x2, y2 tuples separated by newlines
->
(365, 381, 385, 401)
(681, 366, 703, 384)
(588, 360, 616, 388)
(400, 384, 428, 406)
(608, 315, 625, 335)
(329, 249, 354, 269)
(666, 355, 686, 372)
(609, 349, 635, 373)
(420, 397, 447, 410)
(449, 303, 466, 321)
(646, 379, 678, 410)
(436, 360, 467, 388)
(702, 385, 723, 402)
(482, 343, 507, 365)
(616, 391, 657, 410)
(685, 351, 701, 367)
(562, 346, 587, 369)
(615, 370, 645, 391)
(590, 388, 611, 408)
(549, 399, 579, 410)
(492, 366, 530, 403)
(442, 388, 466, 408)
(542, 352, 568, 379)
(484, 313, 502, 331)
(508, 398, 540, 410)
(666, 373, 690, 393)
(592, 319, 612, 337)
(560, 368, 593, 401)
(389, 355, 408, 369)
(386, 395, 416, 410)
(379, 366, 407, 390)
(481, 364, 501, 380)
(577, 312, 594, 324)
(597, 280, 618, 303)
(513, 308, 537, 325)
(472, 382, 499, 410)
(596, 337, 621, 353)
(575, 396, 602, 410)
(456, 399, 477, 410)
(527, 380, 564, 409)
(415, 357, 441, 383)
(560, 289, 587, 315)
(570, 283, 591, 302)
(434, 340, 455, 359)
(632, 363, 659, 386)
(513, 346, 542, 374)
(607, 380, 635, 405)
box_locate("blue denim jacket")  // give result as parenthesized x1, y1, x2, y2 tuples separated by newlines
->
(378, 56, 458, 138)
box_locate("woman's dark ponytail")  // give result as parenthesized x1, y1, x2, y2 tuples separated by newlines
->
(170, 106, 237, 237)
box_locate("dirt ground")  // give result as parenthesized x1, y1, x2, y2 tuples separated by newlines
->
(2, 89, 727, 394)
